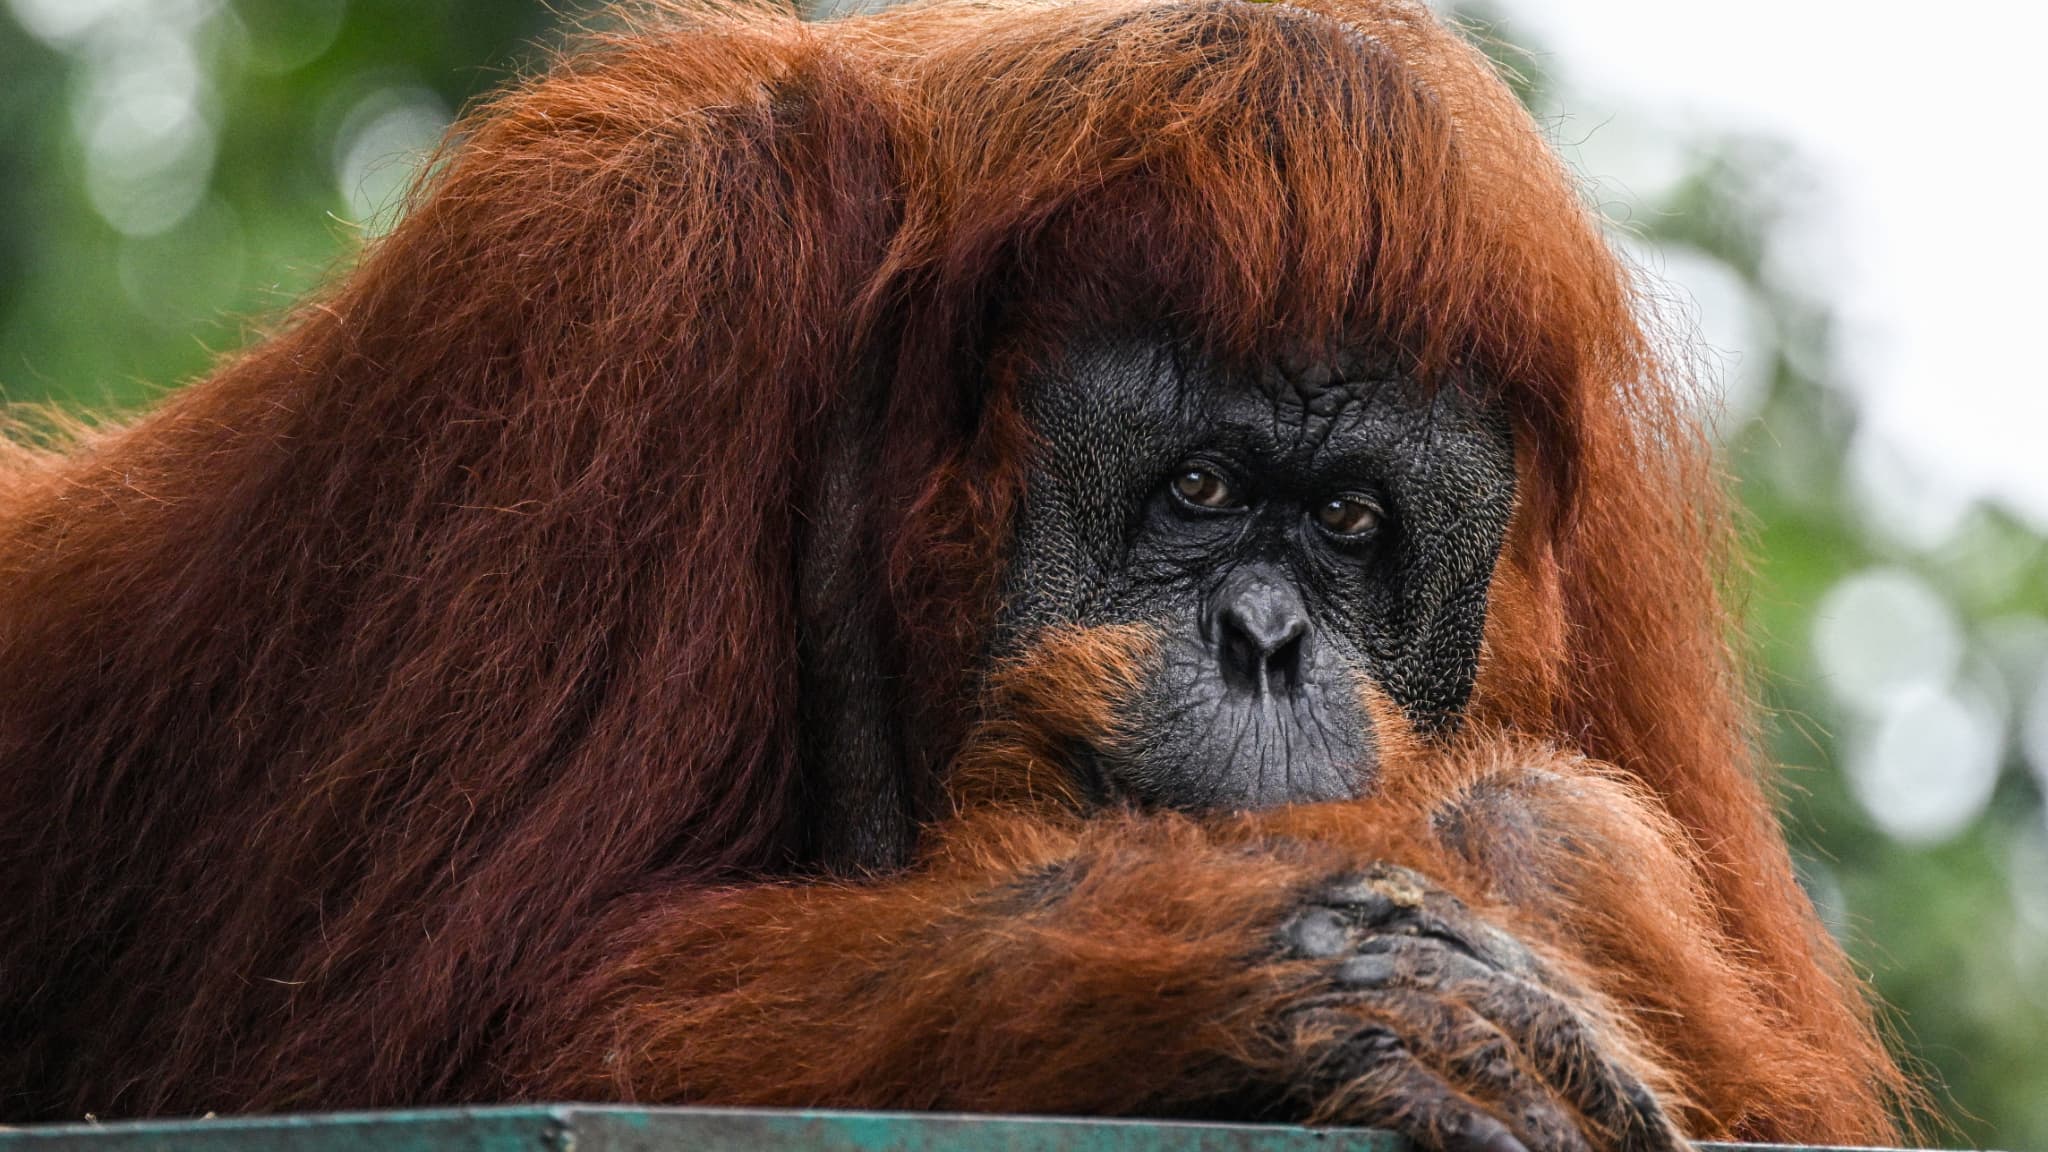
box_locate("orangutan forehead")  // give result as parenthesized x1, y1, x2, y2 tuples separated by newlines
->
(1251, 346, 1415, 410)
(1021, 337, 1505, 467)
(1151, 340, 1491, 427)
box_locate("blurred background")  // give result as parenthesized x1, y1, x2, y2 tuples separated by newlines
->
(2, 0, 2043, 1144)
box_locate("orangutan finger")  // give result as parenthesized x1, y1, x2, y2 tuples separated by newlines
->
(1454, 976, 1690, 1152)
(1293, 870, 1686, 1152)
(1294, 1013, 1534, 1152)
(1337, 981, 1595, 1152)
(1314, 867, 1541, 976)
(1359, 939, 1687, 1152)
(1326, 934, 1685, 1152)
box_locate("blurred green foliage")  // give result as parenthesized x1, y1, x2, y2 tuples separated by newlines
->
(0, 0, 566, 408)
(1455, 10, 2048, 1141)
(3, 0, 2044, 1145)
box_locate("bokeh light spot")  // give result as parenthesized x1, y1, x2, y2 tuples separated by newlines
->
(332, 87, 450, 236)
(1846, 684, 2003, 846)
(228, 0, 346, 74)
(1846, 429, 1975, 554)
(45, 0, 225, 238)
(1813, 565, 1961, 713)
(5, 0, 133, 47)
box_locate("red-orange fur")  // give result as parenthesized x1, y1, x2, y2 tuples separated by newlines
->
(517, 708, 1866, 1139)
(0, 0, 1908, 1138)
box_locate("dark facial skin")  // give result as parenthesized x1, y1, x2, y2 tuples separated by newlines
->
(998, 337, 1517, 811)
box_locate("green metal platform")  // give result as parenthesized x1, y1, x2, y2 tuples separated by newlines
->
(0, 1107, 1916, 1152)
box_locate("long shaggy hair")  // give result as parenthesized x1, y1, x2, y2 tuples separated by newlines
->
(0, 0, 1904, 1132)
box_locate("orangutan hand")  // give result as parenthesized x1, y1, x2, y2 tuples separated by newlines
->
(1266, 864, 1690, 1152)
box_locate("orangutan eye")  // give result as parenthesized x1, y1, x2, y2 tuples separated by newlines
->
(1314, 494, 1383, 539)
(1171, 467, 1242, 510)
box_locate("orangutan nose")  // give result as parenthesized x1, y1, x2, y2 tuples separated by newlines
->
(1212, 565, 1310, 696)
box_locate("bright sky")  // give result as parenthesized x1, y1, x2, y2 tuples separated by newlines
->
(1494, 0, 2048, 534)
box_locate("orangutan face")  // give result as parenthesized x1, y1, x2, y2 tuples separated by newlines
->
(999, 337, 1516, 810)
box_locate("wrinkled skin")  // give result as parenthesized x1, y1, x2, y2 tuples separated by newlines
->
(998, 337, 1518, 808)
(1267, 865, 1683, 1152)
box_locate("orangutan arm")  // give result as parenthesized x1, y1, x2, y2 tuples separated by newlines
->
(511, 762, 1733, 1152)
(1290, 742, 1886, 1142)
